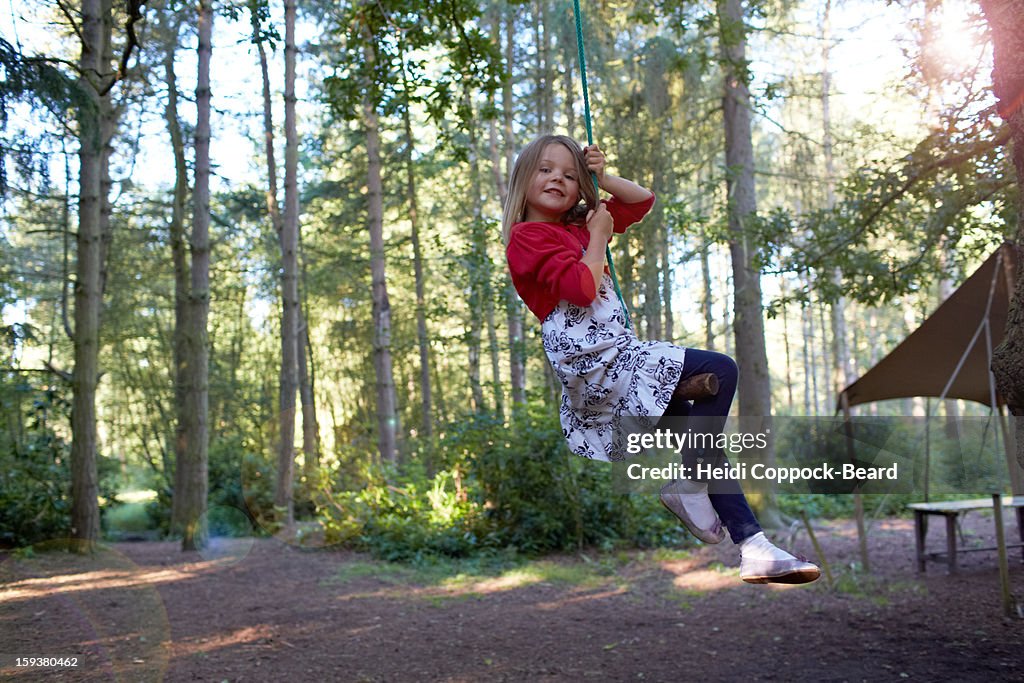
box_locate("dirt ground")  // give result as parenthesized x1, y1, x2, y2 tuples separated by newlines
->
(2, 510, 1023, 683)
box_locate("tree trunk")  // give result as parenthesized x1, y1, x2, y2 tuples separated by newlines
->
(718, 0, 772, 418)
(801, 303, 812, 415)
(700, 226, 715, 350)
(162, 7, 190, 540)
(535, 0, 553, 131)
(562, 19, 576, 137)
(469, 103, 503, 419)
(466, 98, 487, 414)
(717, 0, 779, 524)
(272, 0, 301, 525)
(780, 280, 794, 412)
(486, 285, 503, 419)
(399, 46, 433, 438)
(980, 0, 1024, 469)
(500, 10, 526, 407)
(363, 36, 399, 463)
(70, 0, 114, 550)
(172, 0, 212, 550)
(661, 211, 674, 342)
(297, 312, 320, 481)
(643, 195, 662, 340)
(821, 0, 854, 401)
(817, 301, 829, 414)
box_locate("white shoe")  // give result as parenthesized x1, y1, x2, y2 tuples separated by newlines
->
(738, 532, 820, 584)
(659, 480, 726, 544)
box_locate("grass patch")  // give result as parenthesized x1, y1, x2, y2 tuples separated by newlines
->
(704, 560, 736, 575)
(646, 547, 692, 563)
(104, 501, 153, 534)
(327, 552, 629, 597)
(664, 586, 704, 610)
(327, 560, 425, 586)
(829, 569, 927, 602)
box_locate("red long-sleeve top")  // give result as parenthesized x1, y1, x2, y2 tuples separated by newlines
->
(506, 193, 655, 321)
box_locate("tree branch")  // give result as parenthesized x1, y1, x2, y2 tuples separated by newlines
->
(99, 0, 146, 96)
(43, 360, 72, 383)
(55, 0, 84, 45)
(801, 124, 1013, 272)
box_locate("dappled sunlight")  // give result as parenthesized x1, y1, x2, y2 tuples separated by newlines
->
(466, 571, 544, 594)
(329, 571, 550, 604)
(658, 553, 744, 592)
(653, 554, 705, 574)
(332, 575, 628, 608)
(872, 519, 914, 533)
(535, 587, 628, 611)
(173, 624, 277, 656)
(0, 546, 173, 683)
(327, 558, 627, 605)
(0, 557, 236, 605)
(670, 568, 737, 592)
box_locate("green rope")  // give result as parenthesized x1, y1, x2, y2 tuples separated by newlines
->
(571, 0, 632, 330)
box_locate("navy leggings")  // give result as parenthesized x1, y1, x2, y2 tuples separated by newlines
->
(663, 349, 762, 544)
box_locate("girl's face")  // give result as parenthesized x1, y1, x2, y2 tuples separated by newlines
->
(523, 143, 581, 223)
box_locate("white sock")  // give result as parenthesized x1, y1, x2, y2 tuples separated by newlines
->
(738, 532, 797, 561)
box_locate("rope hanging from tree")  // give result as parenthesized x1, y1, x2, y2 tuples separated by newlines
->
(571, 0, 632, 330)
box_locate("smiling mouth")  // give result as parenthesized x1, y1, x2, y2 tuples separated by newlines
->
(544, 189, 564, 197)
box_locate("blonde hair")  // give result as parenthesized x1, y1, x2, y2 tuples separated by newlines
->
(501, 135, 597, 245)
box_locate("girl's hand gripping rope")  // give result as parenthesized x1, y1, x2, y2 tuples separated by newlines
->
(586, 202, 613, 242)
(581, 202, 613, 290)
(583, 144, 606, 187)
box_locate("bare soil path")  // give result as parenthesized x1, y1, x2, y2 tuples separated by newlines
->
(2, 513, 1022, 682)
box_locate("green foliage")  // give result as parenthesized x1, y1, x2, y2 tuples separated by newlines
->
(317, 403, 690, 562)
(104, 501, 154, 537)
(0, 37, 89, 194)
(0, 379, 116, 547)
(774, 115, 1014, 307)
(318, 463, 490, 561)
(0, 382, 72, 546)
(321, 0, 503, 146)
(142, 436, 274, 539)
(776, 493, 852, 520)
(210, 436, 273, 536)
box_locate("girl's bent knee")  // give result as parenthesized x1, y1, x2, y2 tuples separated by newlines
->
(710, 352, 738, 381)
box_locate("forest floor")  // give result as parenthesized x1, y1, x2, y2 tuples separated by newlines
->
(2, 510, 1023, 683)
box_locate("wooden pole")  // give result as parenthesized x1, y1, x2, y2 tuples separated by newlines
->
(800, 509, 833, 589)
(841, 391, 870, 572)
(993, 493, 1015, 618)
(924, 398, 931, 503)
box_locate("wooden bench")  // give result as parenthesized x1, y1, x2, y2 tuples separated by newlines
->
(907, 496, 1024, 574)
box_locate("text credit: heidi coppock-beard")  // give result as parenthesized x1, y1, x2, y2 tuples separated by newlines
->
(624, 458, 899, 485)
(607, 415, 990, 496)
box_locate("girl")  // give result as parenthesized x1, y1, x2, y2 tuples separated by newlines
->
(503, 135, 819, 584)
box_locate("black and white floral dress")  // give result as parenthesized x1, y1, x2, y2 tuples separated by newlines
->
(541, 270, 686, 462)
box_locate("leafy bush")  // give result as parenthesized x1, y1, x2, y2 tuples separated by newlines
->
(317, 401, 690, 561)
(142, 435, 272, 538)
(319, 464, 492, 561)
(0, 382, 117, 547)
(0, 422, 72, 547)
(212, 436, 271, 535)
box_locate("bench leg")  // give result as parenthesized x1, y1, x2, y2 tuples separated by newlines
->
(946, 514, 958, 574)
(1017, 507, 1024, 564)
(914, 511, 927, 573)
